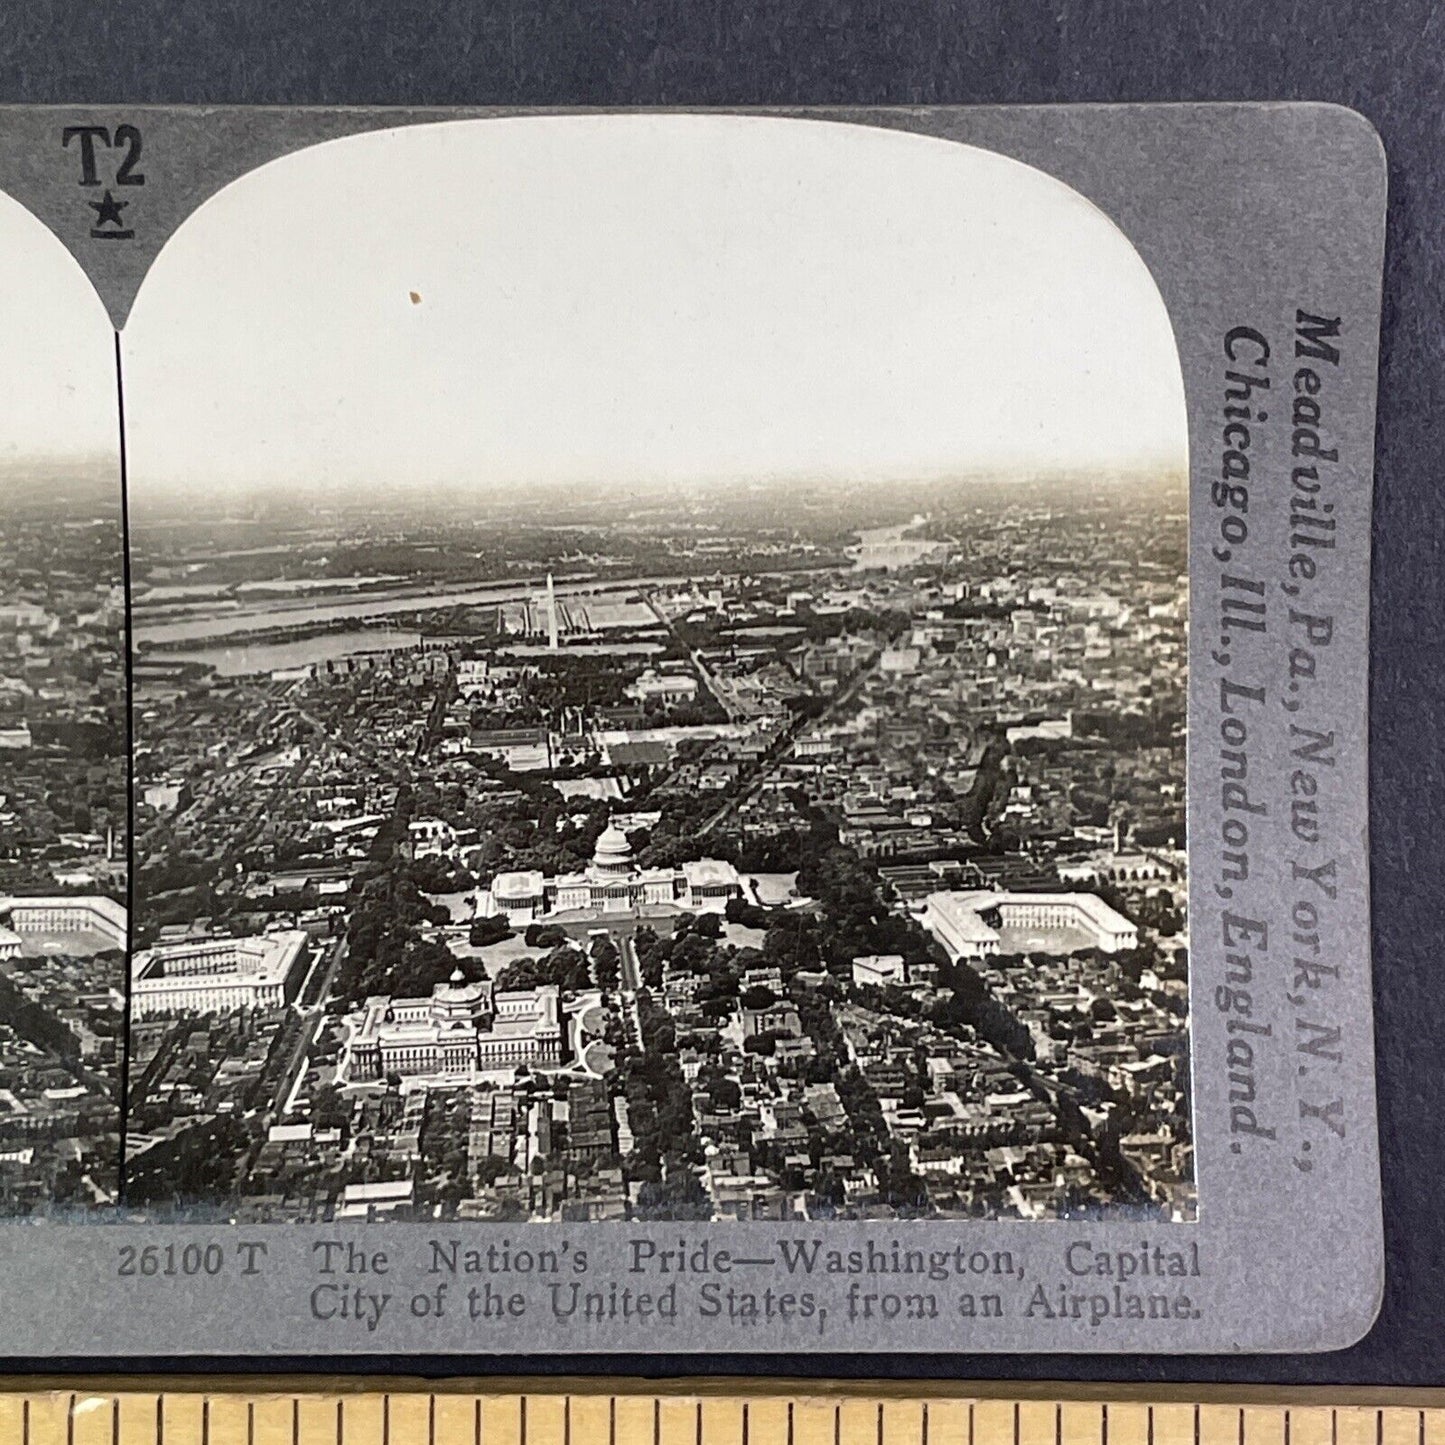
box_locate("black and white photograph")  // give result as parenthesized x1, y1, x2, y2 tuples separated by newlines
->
(0, 191, 127, 1215)
(0, 85, 1392, 1356)
(118, 115, 1193, 1224)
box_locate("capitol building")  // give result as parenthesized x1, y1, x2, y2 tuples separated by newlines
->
(345, 971, 563, 1082)
(481, 824, 742, 926)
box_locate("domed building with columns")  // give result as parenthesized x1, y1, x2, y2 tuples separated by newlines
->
(482, 824, 742, 926)
(345, 969, 564, 1082)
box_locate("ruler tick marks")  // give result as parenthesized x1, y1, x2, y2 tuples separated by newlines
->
(13, 1392, 1445, 1445)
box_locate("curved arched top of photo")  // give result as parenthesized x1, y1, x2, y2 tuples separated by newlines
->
(121, 114, 1187, 515)
(0, 187, 117, 499)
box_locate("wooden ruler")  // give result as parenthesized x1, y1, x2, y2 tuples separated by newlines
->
(0, 1385, 1441, 1445)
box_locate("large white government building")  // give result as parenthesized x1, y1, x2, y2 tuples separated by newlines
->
(922, 890, 1138, 960)
(130, 930, 311, 1018)
(346, 972, 563, 1082)
(482, 824, 741, 925)
(0, 895, 128, 958)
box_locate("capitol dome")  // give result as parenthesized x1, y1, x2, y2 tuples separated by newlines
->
(591, 824, 636, 878)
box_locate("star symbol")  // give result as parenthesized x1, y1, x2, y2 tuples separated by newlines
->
(88, 189, 128, 229)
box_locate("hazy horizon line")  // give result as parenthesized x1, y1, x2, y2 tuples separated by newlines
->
(0, 454, 118, 485)
(0, 455, 1189, 521)
(122, 461, 1189, 512)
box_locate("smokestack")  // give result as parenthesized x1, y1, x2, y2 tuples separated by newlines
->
(547, 573, 559, 651)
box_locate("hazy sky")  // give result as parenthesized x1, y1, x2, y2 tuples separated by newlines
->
(123, 115, 1187, 503)
(0, 191, 116, 480)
